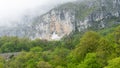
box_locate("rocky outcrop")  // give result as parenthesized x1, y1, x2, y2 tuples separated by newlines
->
(31, 9, 75, 40)
(0, 0, 120, 40)
(30, 0, 120, 40)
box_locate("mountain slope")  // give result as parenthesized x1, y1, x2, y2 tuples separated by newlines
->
(0, 0, 120, 40)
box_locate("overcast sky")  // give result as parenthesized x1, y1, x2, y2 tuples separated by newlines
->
(0, 0, 76, 26)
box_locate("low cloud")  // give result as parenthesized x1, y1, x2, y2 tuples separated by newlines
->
(0, 0, 76, 26)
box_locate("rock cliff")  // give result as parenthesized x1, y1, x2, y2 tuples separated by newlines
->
(1, 0, 120, 40)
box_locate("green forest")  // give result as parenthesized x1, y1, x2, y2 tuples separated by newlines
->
(0, 25, 120, 68)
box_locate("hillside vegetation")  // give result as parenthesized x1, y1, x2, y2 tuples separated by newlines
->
(0, 25, 120, 68)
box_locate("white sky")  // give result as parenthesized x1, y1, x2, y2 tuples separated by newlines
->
(0, 0, 76, 26)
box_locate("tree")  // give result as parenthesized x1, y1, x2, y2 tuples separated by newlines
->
(96, 38, 114, 67)
(72, 31, 101, 62)
(104, 57, 120, 68)
(37, 61, 52, 68)
(114, 26, 120, 44)
(50, 47, 70, 67)
(8, 51, 42, 68)
(77, 53, 101, 68)
(0, 42, 15, 53)
(30, 46, 42, 53)
(0, 57, 5, 68)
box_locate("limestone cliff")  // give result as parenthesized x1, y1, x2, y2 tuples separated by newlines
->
(30, 0, 120, 40)
(0, 0, 120, 40)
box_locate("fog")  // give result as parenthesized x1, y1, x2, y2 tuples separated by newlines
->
(0, 0, 76, 26)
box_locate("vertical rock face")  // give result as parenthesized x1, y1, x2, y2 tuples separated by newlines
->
(0, 0, 120, 40)
(31, 9, 75, 40)
(30, 0, 120, 40)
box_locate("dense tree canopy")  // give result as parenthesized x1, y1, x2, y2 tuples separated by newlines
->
(0, 26, 120, 68)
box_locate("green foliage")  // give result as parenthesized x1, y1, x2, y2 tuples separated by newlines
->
(61, 32, 82, 50)
(114, 26, 120, 44)
(50, 47, 70, 67)
(1, 26, 120, 68)
(37, 61, 52, 68)
(67, 63, 77, 68)
(30, 46, 42, 53)
(8, 51, 42, 68)
(104, 57, 120, 68)
(0, 57, 5, 68)
(0, 63, 4, 68)
(72, 31, 101, 62)
(96, 38, 114, 64)
(77, 53, 101, 68)
(0, 37, 32, 53)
